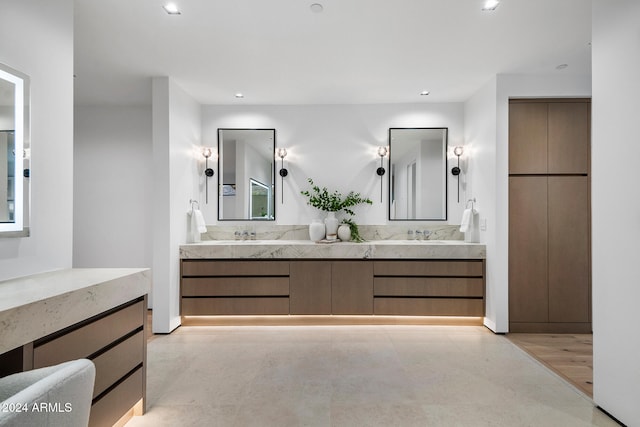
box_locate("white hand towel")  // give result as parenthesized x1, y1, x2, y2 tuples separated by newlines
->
(194, 209, 207, 233)
(459, 208, 472, 233)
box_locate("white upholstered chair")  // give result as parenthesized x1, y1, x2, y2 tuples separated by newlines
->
(0, 359, 95, 427)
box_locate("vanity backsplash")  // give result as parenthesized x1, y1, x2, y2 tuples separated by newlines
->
(201, 224, 463, 241)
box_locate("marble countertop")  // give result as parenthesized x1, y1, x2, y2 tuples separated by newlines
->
(180, 240, 485, 260)
(0, 268, 150, 354)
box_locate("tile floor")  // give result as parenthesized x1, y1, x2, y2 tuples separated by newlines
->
(127, 325, 617, 427)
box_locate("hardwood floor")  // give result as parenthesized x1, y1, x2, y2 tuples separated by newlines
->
(507, 333, 593, 397)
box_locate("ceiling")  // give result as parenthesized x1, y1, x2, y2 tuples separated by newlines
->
(73, 0, 592, 106)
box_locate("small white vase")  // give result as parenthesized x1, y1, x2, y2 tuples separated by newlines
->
(309, 219, 325, 242)
(324, 212, 339, 240)
(337, 224, 351, 241)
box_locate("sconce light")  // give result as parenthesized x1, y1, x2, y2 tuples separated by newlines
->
(277, 148, 288, 204)
(376, 146, 388, 202)
(451, 146, 464, 203)
(203, 148, 214, 204)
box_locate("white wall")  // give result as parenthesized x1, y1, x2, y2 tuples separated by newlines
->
(464, 76, 499, 331)
(152, 77, 201, 333)
(592, 1, 640, 425)
(73, 106, 153, 271)
(0, 0, 74, 280)
(201, 103, 465, 225)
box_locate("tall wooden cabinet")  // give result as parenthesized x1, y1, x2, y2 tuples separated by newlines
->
(509, 99, 591, 333)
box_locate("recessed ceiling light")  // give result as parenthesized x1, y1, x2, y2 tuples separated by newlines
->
(420, 91, 430, 96)
(163, 3, 181, 15)
(310, 3, 324, 13)
(482, 0, 500, 11)
(556, 64, 569, 70)
(235, 93, 244, 99)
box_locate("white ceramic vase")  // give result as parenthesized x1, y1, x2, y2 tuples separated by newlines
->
(337, 224, 351, 241)
(324, 212, 339, 240)
(309, 219, 325, 242)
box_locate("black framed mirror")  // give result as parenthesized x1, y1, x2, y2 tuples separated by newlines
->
(217, 128, 275, 221)
(388, 128, 447, 221)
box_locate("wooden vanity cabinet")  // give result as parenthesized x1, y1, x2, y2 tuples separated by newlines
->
(289, 261, 331, 314)
(373, 260, 485, 316)
(181, 260, 289, 315)
(181, 258, 485, 318)
(6, 297, 148, 427)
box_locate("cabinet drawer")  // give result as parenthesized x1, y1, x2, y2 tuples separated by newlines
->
(89, 367, 143, 427)
(374, 298, 484, 316)
(92, 331, 144, 399)
(182, 260, 289, 277)
(182, 277, 289, 296)
(182, 297, 289, 315)
(34, 301, 144, 368)
(374, 278, 484, 297)
(374, 260, 483, 277)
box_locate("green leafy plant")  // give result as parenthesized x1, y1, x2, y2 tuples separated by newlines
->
(301, 178, 372, 242)
(300, 178, 372, 214)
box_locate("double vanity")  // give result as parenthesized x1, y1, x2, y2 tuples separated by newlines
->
(180, 239, 486, 323)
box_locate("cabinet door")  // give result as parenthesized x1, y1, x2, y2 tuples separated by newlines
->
(509, 176, 549, 322)
(548, 176, 590, 322)
(332, 261, 373, 314)
(509, 102, 548, 174)
(548, 102, 590, 174)
(290, 261, 332, 315)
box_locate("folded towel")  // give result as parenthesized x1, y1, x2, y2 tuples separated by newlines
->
(193, 209, 207, 233)
(459, 208, 472, 233)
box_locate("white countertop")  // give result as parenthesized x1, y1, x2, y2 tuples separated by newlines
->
(180, 239, 485, 259)
(0, 268, 150, 354)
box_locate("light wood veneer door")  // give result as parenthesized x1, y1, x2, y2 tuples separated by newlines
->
(509, 176, 549, 322)
(548, 176, 590, 322)
(548, 102, 590, 174)
(290, 261, 332, 315)
(509, 102, 548, 174)
(331, 261, 373, 314)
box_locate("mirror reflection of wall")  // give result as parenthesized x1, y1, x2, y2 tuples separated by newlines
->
(0, 132, 15, 222)
(0, 62, 29, 235)
(389, 128, 447, 221)
(218, 129, 275, 221)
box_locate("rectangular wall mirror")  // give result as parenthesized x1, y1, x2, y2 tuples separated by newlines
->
(389, 128, 447, 221)
(0, 62, 30, 236)
(218, 129, 275, 221)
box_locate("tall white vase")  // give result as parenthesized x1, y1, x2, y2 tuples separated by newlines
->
(309, 219, 325, 242)
(324, 212, 339, 240)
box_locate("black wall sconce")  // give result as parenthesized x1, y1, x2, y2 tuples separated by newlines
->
(203, 148, 214, 204)
(376, 146, 387, 202)
(277, 148, 288, 204)
(451, 146, 463, 203)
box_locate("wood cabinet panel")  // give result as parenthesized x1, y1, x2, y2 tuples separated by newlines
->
(89, 368, 143, 427)
(373, 260, 483, 277)
(548, 176, 590, 322)
(182, 260, 289, 276)
(182, 297, 289, 315)
(182, 277, 289, 296)
(509, 102, 548, 174)
(509, 176, 549, 323)
(92, 331, 144, 399)
(548, 102, 590, 174)
(290, 261, 332, 315)
(374, 298, 484, 316)
(374, 277, 484, 297)
(331, 261, 373, 314)
(33, 301, 144, 368)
